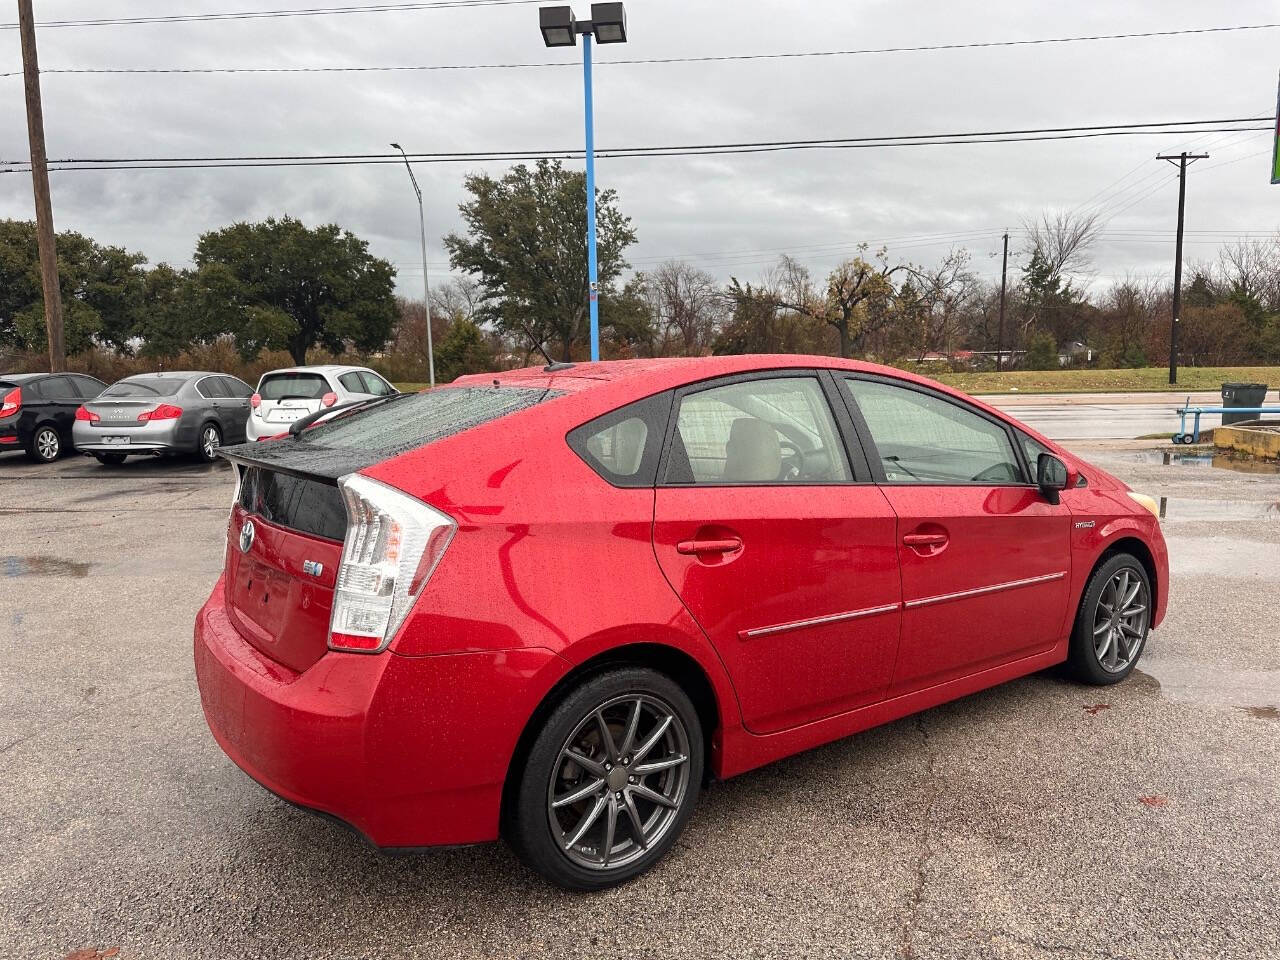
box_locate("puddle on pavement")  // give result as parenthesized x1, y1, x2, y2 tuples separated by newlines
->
(1135, 664, 1280, 716)
(1133, 451, 1280, 475)
(2, 555, 92, 578)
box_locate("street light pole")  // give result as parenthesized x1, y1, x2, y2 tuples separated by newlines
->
(582, 32, 600, 361)
(391, 143, 435, 388)
(539, 3, 627, 364)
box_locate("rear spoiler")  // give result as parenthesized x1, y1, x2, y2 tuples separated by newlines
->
(217, 440, 380, 484)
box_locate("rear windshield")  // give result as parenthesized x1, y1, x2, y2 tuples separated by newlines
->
(237, 466, 346, 541)
(102, 377, 184, 398)
(298, 386, 559, 456)
(259, 373, 329, 401)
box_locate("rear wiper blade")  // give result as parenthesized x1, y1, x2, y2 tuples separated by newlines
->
(288, 390, 413, 437)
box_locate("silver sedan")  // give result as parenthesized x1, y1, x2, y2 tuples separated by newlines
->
(73, 371, 253, 465)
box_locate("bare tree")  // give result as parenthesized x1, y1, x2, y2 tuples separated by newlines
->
(1216, 234, 1280, 311)
(898, 248, 979, 358)
(640, 260, 724, 356)
(1022, 210, 1101, 280)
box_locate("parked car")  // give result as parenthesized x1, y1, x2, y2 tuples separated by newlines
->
(245, 364, 397, 441)
(0, 372, 108, 462)
(73, 371, 253, 465)
(194, 356, 1169, 890)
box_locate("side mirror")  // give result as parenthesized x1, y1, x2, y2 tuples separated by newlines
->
(1037, 453, 1070, 504)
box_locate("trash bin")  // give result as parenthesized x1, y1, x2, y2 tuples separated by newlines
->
(1221, 382, 1268, 425)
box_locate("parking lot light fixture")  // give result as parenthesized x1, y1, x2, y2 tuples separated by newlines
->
(539, 6, 576, 47)
(536, 2, 628, 363)
(589, 3, 626, 43)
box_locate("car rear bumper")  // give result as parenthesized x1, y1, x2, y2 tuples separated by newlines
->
(73, 418, 190, 455)
(193, 579, 568, 847)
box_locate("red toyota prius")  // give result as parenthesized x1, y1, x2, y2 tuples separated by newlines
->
(194, 355, 1168, 889)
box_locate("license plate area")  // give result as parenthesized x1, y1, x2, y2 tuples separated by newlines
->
(101, 436, 131, 445)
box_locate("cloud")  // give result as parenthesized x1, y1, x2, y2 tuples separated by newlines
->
(2, 0, 1277, 295)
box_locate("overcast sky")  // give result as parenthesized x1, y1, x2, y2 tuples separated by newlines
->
(2, 0, 1278, 298)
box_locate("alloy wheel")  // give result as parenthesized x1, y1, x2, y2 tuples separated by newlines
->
(547, 694, 691, 871)
(35, 428, 60, 461)
(1092, 567, 1149, 673)
(202, 426, 220, 459)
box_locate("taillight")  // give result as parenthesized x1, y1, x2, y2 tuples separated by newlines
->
(0, 387, 20, 419)
(250, 393, 261, 409)
(75, 405, 100, 423)
(328, 474, 455, 654)
(138, 404, 183, 422)
(321, 392, 337, 408)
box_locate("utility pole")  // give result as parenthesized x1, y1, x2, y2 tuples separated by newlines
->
(1155, 151, 1208, 385)
(18, 0, 66, 373)
(996, 230, 1009, 372)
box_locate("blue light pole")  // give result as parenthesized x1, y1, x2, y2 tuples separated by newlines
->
(539, 3, 627, 363)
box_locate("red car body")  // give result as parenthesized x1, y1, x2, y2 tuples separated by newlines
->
(194, 355, 1168, 852)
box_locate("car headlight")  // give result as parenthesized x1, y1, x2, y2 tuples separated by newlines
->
(1127, 491, 1160, 519)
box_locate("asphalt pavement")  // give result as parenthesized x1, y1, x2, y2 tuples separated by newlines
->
(1, 435, 1278, 960)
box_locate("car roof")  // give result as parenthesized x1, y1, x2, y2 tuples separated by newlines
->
(260, 365, 370, 377)
(0, 372, 45, 383)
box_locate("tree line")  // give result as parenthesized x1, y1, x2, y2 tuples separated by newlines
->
(3, 159, 1279, 384)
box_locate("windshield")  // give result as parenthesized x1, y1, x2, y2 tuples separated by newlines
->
(102, 378, 184, 398)
(259, 373, 329, 401)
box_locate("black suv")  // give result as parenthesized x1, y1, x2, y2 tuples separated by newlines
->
(0, 372, 108, 462)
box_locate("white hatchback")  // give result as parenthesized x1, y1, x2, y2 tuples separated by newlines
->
(246, 365, 398, 441)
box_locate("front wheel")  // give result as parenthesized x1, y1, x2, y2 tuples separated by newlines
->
(507, 667, 703, 890)
(1067, 554, 1152, 685)
(197, 423, 222, 462)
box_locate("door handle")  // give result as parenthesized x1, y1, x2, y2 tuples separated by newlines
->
(903, 533, 948, 548)
(677, 538, 743, 556)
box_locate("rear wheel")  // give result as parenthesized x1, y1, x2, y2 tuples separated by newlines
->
(508, 667, 703, 890)
(1067, 553, 1152, 685)
(94, 453, 127, 466)
(197, 422, 222, 462)
(27, 425, 62, 463)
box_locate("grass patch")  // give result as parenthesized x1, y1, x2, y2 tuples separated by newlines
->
(920, 366, 1280, 395)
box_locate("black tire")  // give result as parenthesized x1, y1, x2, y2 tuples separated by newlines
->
(27, 424, 62, 463)
(507, 667, 703, 891)
(1067, 553, 1152, 685)
(95, 453, 127, 466)
(196, 422, 222, 462)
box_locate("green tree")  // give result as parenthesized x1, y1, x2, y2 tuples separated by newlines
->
(1023, 331, 1059, 370)
(444, 160, 637, 361)
(0, 219, 148, 354)
(434, 317, 495, 382)
(191, 216, 397, 364)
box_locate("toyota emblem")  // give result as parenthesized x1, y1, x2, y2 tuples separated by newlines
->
(239, 519, 255, 554)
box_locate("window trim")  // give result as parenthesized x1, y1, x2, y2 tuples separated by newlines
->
(836, 372, 1036, 488)
(656, 369, 870, 488)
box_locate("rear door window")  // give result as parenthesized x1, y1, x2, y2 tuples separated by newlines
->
(41, 377, 79, 401)
(196, 377, 224, 399)
(664, 377, 851, 485)
(222, 377, 253, 398)
(259, 373, 329, 401)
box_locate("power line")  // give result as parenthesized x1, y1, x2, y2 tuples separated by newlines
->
(1, 117, 1270, 172)
(5, 21, 1277, 73)
(0, 0, 540, 31)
